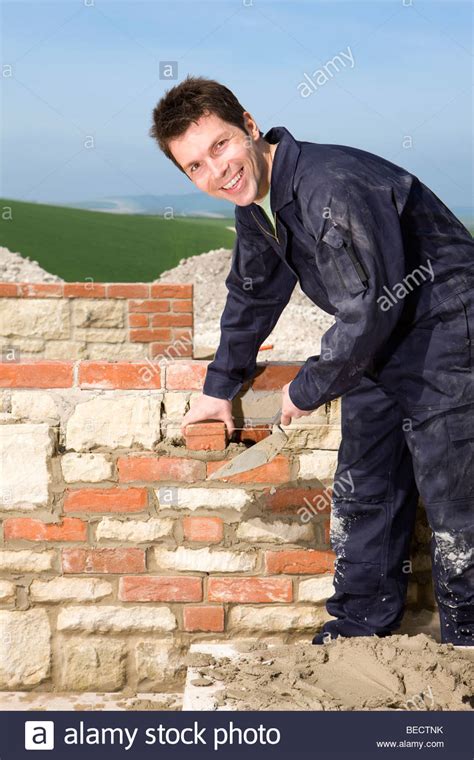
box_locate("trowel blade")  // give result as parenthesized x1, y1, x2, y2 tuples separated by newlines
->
(207, 425, 288, 480)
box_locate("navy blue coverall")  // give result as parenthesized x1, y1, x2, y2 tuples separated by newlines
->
(202, 125, 474, 645)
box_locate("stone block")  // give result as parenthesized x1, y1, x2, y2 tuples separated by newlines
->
(72, 300, 125, 328)
(60, 637, 126, 691)
(0, 299, 70, 339)
(57, 605, 176, 633)
(61, 452, 113, 483)
(66, 393, 162, 450)
(0, 423, 53, 509)
(0, 609, 51, 687)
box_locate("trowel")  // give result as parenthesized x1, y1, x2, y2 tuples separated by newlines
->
(207, 409, 288, 480)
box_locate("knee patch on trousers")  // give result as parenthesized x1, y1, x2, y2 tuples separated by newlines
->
(446, 411, 474, 502)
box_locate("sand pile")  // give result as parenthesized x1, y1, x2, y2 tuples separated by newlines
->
(0, 246, 63, 283)
(187, 634, 473, 711)
(157, 247, 335, 360)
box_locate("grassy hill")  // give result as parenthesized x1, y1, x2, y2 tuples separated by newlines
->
(1, 198, 472, 284)
(0, 199, 235, 282)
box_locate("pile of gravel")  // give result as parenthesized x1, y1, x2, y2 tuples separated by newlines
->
(0, 246, 63, 283)
(157, 247, 334, 360)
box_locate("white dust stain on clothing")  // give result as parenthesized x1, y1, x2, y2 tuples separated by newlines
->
(433, 531, 472, 576)
(330, 511, 353, 583)
(329, 513, 350, 557)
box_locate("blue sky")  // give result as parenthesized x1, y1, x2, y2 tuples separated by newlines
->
(1, 0, 472, 209)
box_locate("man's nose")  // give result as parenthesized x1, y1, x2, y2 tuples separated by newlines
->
(208, 160, 227, 185)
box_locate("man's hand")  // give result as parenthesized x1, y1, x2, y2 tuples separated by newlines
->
(281, 382, 313, 425)
(180, 393, 234, 437)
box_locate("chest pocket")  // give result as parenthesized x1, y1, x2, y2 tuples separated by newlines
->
(321, 225, 369, 297)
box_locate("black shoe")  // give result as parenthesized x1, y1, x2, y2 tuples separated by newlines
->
(312, 630, 339, 644)
(312, 628, 393, 644)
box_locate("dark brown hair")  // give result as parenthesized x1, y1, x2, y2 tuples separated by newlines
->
(149, 75, 263, 175)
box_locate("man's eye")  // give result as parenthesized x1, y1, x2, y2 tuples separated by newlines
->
(216, 140, 227, 149)
(190, 164, 199, 173)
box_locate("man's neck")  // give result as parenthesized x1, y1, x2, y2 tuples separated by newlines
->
(255, 140, 278, 202)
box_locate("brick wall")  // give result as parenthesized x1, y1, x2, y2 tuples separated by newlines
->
(0, 359, 434, 694)
(0, 282, 193, 361)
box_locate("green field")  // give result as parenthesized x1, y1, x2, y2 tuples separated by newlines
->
(0, 199, 235, 282)
(1, 198, 472, 284)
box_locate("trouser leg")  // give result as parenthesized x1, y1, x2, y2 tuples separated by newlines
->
(400, 405, 474, 644)
(380, 288, 474, 645)
(314, 375, 419, 642)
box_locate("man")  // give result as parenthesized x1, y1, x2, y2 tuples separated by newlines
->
(150, 75, 474, 646)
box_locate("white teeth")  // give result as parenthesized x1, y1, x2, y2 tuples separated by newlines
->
(223, 169, 243, 190)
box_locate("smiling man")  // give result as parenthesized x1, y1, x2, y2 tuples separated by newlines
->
(171, 113, 277, 206)
(150, 75, 474, 647)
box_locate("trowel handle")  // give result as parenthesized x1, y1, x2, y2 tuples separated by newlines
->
(270, 408, 283, 426)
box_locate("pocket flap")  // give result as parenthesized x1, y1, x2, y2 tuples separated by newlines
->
(332, 474, 388, 503)
(321, 225, 368, 296)
(446, 410, 474, 441)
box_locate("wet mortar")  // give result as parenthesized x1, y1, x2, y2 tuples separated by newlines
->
(186, 634, 473, 711)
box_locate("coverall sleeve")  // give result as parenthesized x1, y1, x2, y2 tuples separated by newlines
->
(288, 182, 409, 411)
(203, 216, 298, 400)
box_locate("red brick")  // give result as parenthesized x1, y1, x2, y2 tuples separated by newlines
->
(18, 283, 63, 297)
(4, 517, 87, 542)
(128, 313, 149, 327)
(185, 422, 227, 451)
(182, 516, 224, 543)
(165, 361, 209, 390)
(151, 283, 192, 299)
(64, 487, 148, 513)
(130, 328, 172, 343)
(0, 361, 73, 388)
(150, 342, 179, 358)
(208, 577, 292, 603)
(251, 364, 301, 390)
(118, 456, 205, 482)
(63, 548, 145, 574)
(106, 284, 149, 298)
(171, 299, 193, 313)
(128, 299, 170, 313)
(78, 361, 161, 389)
(265, 549, 335, 574)
(119, 576, 202, 602)
(183, 605, 224, 632)
(150, 314, 193, 328)
(261, 487, 332, 515)
(0, 283, 19, 296)
(207, 454, 291, 484)
(63, 283, 106, 297)
(150, 336, 193, 359)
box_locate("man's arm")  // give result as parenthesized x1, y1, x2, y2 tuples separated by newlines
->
(288, 181, 409, 410)
(203, 214, 298, 400)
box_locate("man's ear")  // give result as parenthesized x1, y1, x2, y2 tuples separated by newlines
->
(242, 111, 261, 141)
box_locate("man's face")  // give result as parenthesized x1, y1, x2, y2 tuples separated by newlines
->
(168, 112, 268, 206)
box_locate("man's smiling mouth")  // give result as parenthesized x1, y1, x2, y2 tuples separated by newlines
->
(221, 166, 244, 192)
